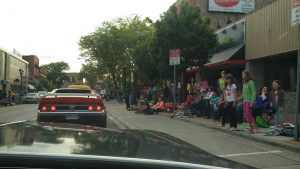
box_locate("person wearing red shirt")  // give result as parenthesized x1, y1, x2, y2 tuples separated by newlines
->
(151, 97, 165, 115)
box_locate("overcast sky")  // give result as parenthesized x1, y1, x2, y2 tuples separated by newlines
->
(0, 0, 176, 72)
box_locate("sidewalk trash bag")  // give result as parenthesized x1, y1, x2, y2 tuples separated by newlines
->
(256, 116, 269, 128)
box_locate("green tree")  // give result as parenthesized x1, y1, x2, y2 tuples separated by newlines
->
(40, 62, 70, 88)
(129, 18, 161, 85)
(78, 63, 98, 88)
(154, 2, 217, 78)
(40, 61, 70, 73)
(36, 78, 54, 91)
(79, 16, 155, 89)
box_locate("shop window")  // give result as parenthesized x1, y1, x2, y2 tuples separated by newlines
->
(266, 54, 297, 91)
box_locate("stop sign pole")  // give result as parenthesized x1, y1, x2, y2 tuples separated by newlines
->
(169, 49, 181, 112)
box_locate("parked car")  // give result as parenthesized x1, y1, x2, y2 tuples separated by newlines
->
(22, 93, 39, 103)
(37, 91, 48, 98)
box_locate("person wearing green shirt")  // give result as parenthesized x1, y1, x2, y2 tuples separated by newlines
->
(218, 71, 226, 94)
(242, 70, 258, 133)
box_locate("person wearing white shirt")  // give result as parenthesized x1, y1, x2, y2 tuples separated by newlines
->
(221, 74, 237, 130)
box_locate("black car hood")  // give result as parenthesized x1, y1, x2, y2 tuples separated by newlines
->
(0, 121, 254, 169)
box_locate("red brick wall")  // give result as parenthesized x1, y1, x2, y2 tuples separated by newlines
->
(22, 55, 40, 82)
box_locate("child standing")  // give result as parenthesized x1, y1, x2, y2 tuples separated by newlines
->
(222, 74, 238, 130)
(270, 80, 285, 128)
(210, 92, 223, 125)
(242, 70, 258, 133)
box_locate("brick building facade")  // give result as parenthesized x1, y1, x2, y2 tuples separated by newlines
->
(22, 55, 40, 85)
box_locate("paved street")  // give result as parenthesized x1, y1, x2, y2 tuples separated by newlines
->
(106, 101, 300, 169)
(0, 104, 119, 129)
(1, 102, 300, 168)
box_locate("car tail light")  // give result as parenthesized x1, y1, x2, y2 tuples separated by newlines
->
(50, 106, 56, 111)
(96, 106, 102, 111)
(88, 106, 93, 111)
(41, 106, 47, 112)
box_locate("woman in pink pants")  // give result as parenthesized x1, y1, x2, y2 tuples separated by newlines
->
(242, 70, 258, 133)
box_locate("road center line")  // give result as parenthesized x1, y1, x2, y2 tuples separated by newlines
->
(218, 150, 283, 157)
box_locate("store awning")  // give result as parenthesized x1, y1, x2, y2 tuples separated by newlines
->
(207, 46, 243, 64)
(1, 80, 9, 85)
(185, 45, 245, 73)
(28, 84, 35, 90)
(186, 66, 200, 73)
(205, 60, 245, 69)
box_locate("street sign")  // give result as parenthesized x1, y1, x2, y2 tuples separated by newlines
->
(169, 49, 181, 66)
(292, 0, 300, 25)
(169, 57, 180, 65)
(169, 49, 181, 112)
(169, 49, 181, 57)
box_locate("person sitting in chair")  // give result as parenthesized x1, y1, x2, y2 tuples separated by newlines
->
(251, 87, 271, 119)
(128, 92, 136, 111)
(151, 97, 165, 115)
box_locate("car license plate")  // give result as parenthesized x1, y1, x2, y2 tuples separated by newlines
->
(66, 114, 78, 120)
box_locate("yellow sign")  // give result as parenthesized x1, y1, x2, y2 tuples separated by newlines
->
(68, 85, 91, 90)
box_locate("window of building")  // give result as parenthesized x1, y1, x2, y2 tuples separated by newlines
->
(265, 53, 297, 91)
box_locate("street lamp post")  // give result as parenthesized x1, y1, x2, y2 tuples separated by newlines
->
(19, 69, 24, 97)
(131, 71, 134, 93)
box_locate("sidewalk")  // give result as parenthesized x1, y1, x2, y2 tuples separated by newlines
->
(159, 112, 300, 153)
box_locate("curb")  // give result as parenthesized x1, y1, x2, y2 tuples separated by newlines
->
(107, 111, 130, 130)
(160, 113, 300, 153)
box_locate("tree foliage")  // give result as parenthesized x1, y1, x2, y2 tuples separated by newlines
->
(40, 61, 70, 73)
(79, 2, 217, 87)
(40, 61, 70, 88)
(36, 78, 54, 91)
(79, 16, 154, 89)
(78, 63, 98, 87)
(154, 2, 217, 77)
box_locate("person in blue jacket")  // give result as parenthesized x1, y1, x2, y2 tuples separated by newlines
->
(251, 87, 271, 118)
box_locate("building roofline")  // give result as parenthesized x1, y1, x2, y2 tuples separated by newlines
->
(0, 47, 29, 64)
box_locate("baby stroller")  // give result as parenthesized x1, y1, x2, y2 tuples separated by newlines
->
(171, 95, 193, 119)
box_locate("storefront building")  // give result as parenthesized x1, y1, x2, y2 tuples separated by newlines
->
(176, 0, 277, 99)
(182, 19, 246, 100)
(205, 19, 246, 89)
(245, 0, 298, 122)
(176, 0, 277, 30)
(22, 55, 40, 88)
(0, 47, 29, 95)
